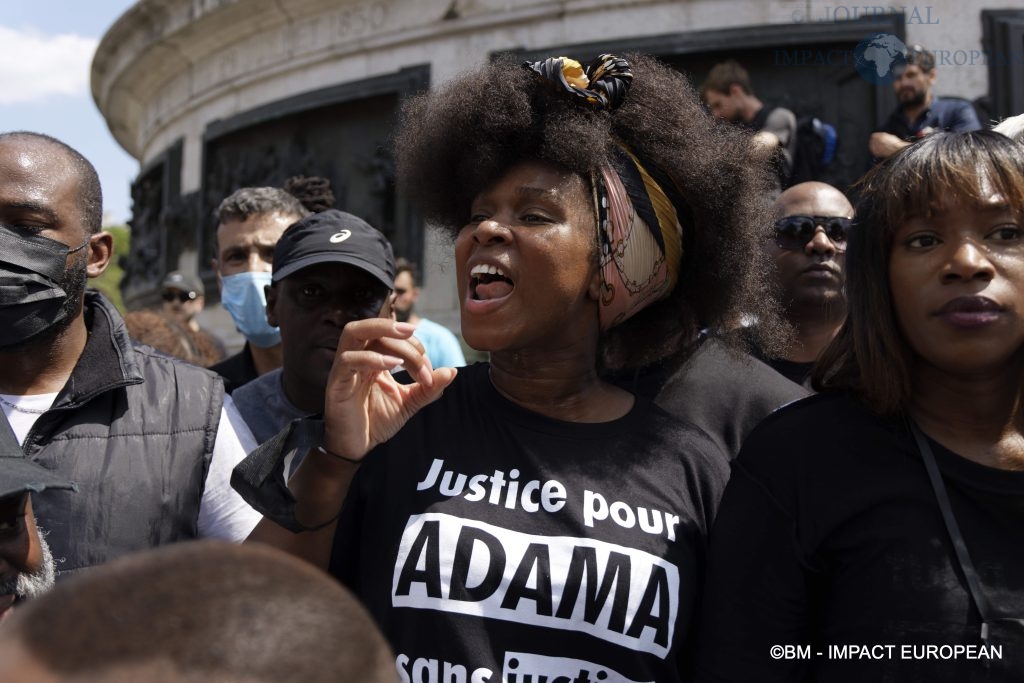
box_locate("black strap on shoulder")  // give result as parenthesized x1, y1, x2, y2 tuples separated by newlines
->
(908, 420, 994, 640)
(750, 105, 773, 131)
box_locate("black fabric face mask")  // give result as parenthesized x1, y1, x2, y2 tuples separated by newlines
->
(0, 225, 89, 347)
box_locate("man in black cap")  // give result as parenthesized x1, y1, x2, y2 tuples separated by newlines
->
(161, 270, 205, 330)
(0, 416, 74, 622)
(160, 270, 226, 366)
(232, 209, 395, 446)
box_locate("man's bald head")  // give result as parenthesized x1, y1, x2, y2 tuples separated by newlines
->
(0, 541, 397, 682)
(0, 132, 102, 234)
(773, 181, 854, 220)
(764, 181, 851, 345)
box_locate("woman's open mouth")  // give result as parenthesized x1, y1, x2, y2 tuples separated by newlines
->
(469, 264, 515, 301)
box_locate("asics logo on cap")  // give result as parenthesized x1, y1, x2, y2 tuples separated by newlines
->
(330, 230, 352, 244)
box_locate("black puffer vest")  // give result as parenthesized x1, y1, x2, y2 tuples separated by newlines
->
(23, 293, 222, 576)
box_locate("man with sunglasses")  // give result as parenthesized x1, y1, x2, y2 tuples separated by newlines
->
(759, 182, 853, 385)
(161, 270, 226, 365)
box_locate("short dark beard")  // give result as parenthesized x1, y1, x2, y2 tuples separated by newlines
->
(395, 307, 412, 323)
(899, 88, 927, 109)
(58, 252, 88, 326)
(0, 252, 88, 353)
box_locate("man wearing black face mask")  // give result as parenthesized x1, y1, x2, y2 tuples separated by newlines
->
(0, 212, 89, 357)
(0, 132, 262, 578)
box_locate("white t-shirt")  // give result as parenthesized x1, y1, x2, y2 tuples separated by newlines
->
(0, 392, 261, 542)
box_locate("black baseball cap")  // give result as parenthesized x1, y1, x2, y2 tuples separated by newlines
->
(272, 209, 395, 289)
(0, 416, 76, 500)
(162, 271, 204, 296)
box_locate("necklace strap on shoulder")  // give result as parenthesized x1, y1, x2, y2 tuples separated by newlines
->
(908, 419, 995, 635)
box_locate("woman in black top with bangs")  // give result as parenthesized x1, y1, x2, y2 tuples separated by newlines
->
(697, 130, 1024, 682)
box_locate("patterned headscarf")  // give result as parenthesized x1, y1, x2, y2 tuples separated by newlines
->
(524, 54, 689, 330)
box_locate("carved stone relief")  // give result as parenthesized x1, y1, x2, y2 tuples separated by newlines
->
(121, 140, 200, 308)
(122, 167, 165, 306)
(200, 80, 426, 286)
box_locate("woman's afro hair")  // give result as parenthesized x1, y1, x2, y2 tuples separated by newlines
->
(395, 53, 785, 370)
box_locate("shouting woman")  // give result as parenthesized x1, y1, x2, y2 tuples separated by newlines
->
(235, 53, 772, 681)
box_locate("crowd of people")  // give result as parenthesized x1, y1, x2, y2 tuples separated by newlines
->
(0, 43, 1022, 682)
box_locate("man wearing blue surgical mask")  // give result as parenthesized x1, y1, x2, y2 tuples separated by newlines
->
(209, 188, 309, 394)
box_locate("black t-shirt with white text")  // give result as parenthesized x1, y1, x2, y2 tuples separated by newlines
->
(331, 363, 729, 683)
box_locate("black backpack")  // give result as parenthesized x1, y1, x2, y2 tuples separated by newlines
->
(789, 115, 838, 186)
(752, 107, 838, 187)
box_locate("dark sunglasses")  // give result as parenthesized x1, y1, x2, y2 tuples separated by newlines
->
(162, 290, 197, 303)
(773, 215, 852, 252)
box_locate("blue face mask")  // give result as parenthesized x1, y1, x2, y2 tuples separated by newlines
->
(219, 271, 281, 348)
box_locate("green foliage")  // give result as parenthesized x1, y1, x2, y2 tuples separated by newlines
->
(89, 225, 131, 313)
